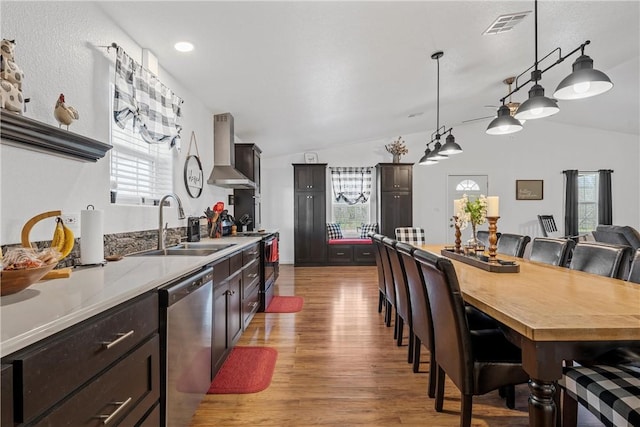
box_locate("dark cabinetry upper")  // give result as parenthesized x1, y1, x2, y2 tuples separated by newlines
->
(293, 164, 327, 266)
(376, 163, 413, 237)
(234, 143, 261, 191)
(234, 144, 261, 231)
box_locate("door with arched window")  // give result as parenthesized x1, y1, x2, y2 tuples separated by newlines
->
(447, 175, 488, 242)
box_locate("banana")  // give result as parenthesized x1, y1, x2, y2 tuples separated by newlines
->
(59, 221, 75, 259)
(51, 217, 65, 252)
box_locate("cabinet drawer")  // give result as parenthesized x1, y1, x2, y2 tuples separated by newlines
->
(230, 251, 243, 273)
(33, 335, 160, 426)
(12, 293, 158, 424)
(212, 257, 230, 284)
(354, 245, 375, 263)
(242, 259, 260, 294)
(242, 286, 260, 328)
(242, 243, 260, 265)
(327, 245, 354, 263)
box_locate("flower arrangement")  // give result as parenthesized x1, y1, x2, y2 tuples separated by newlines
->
(385, 136, 408, 162)
(453, 194, 488, 231)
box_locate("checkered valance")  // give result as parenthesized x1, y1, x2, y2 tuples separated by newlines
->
(329, 167, 372, 205)
(113, 46, 183, 148)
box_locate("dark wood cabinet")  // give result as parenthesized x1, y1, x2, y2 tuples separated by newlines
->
(4, 293, 159, 426)
(293, 164, 327, 265)
(1, 364, 12, 427)
(377, 163, 413, 237)
(241, 243, 261, 329)
(211, 252, 244, 377)
(234, 144, 261, 231)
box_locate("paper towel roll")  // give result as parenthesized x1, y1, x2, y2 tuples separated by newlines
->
(80, 207, 104, 265)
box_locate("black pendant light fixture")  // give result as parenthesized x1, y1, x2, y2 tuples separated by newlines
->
(420, 51, 462, 165)
(486, 0, 613, 135)
(486, 77, 524, 135)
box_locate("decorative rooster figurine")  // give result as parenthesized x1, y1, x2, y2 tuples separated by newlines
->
(53, 93, 79, 129)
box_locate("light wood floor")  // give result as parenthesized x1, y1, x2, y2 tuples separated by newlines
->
(190, 265, 602, 426)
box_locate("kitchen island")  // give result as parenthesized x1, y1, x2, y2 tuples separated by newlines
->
(0, 236, 263, 426)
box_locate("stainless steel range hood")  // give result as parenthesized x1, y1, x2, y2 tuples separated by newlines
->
(207, 113, 256, 189)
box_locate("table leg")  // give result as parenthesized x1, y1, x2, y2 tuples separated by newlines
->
(528, 378, 556, 427)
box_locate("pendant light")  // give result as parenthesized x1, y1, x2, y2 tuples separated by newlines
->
(513, 0, 559, 121)
(553, 44, 613, 100)
(486, 104, 523, 135)
(486, 77, 524, 135)
(422, 51, 461, 165)
(486, 0, 612, 135)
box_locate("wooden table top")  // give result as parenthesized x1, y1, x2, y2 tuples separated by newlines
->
(418, 245, 640, 342)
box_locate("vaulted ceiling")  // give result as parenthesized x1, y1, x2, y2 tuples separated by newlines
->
(99, 1, 640, 157)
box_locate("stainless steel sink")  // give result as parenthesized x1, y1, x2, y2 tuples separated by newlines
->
(129, 243, 235, 257)
(174, 243, 236, 250)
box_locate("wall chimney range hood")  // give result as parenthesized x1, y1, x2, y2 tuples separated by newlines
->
(207, 113, 256, 189)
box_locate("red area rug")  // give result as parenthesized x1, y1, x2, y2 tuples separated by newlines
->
(265, 295, 304, 313)
(208, 346, 278, 394)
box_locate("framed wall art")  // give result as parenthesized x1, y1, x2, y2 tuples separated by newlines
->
(304, 152, 318, 163)
(516, 180, 543, 200)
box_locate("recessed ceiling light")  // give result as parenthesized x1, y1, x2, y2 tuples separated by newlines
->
(174, 42, 194, 52)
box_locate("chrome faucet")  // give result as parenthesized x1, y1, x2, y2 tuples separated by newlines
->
(158, 193, 186, 250)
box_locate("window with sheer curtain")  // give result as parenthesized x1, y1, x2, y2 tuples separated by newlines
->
(329, 167, 373, 233)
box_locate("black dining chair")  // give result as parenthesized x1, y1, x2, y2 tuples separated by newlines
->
(385, 238, 414, 361)
(496, 233, 531, 258)
(569, 241, 632, 279)
(397, 243, 436, 390)
(379, 237, 398, 333)
(371, 233, 387, 313)
(626, 249, 640, 283)
(528, 237, 575, 267)
(414, 250, 530, 426)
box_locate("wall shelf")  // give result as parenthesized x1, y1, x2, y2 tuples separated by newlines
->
(0, 112, 111, 162)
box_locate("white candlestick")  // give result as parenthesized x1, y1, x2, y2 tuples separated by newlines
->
(487, 196, 499, 217)
(453, 199, 462, 216)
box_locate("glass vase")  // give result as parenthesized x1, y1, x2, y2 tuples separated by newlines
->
(392, 153, 400, 163)
(466, 223, 480, 250)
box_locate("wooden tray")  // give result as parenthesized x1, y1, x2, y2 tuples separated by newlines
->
(441, 249, 520, 273)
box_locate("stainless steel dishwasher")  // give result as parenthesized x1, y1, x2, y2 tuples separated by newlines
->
(158, 265, 213, 427)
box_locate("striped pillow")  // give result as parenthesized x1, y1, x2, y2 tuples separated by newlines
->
(326, 223, 343, 240)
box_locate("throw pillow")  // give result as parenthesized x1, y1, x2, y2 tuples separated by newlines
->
(326, 223, 343, 240)
(360, 223, 379, 239)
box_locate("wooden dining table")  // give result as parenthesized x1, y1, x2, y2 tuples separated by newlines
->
(419, 245, 640, 427)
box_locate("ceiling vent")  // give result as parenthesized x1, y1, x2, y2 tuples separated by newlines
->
(483, 10, 531, 35)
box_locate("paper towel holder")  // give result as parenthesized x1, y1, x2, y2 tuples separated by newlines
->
(76, 204, 107, 268)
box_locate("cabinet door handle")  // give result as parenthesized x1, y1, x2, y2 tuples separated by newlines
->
(362, 252, 371, 255)
(247, 251, 258, 256)
(102, 330, 134, 350)
(97, 397, 132, 424)
(336, 252, 345, 255)
(248, 273, 258, 278)
(250, 302, 258, 308)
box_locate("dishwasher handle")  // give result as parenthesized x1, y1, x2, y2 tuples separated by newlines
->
(159, 266, 213, 307)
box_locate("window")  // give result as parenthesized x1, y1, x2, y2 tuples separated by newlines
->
(110, 85, 173, 205)
(456, 179, 480, 191)
(329, 167, 372, 234)
(578, 172, 598, 233)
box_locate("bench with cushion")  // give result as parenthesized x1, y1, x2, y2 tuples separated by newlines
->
(325, 222, 377, 265)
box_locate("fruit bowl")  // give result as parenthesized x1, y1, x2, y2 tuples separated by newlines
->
(1, 262, 57, 296)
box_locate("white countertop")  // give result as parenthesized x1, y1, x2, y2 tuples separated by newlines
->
(0, 236, 261, 358)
